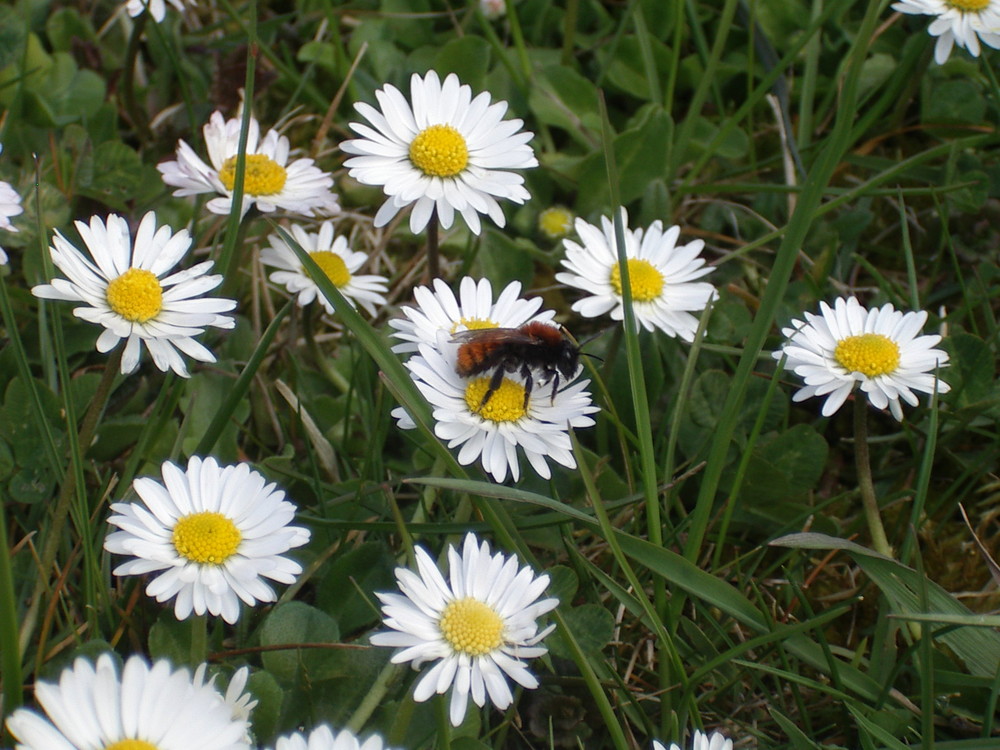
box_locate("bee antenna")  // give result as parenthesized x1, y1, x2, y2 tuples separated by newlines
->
(581, 351, 604, 363)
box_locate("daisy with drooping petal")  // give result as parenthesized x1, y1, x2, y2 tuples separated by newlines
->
(261, 221, 388, 316)
(125, 0, 188, 22)
(5, 654, 250, 750)
(0, 144, 24, 265)
(892, 0, 1000, 64)
(774, 296, 950, 421)
(271, 725, 397, 750)
(389, 276, 555, 354)
(392, 334, 598, 482)
(556, 208, 717, 342)
(653, 730, 734, 750)
(159, 111, 340, 218)
(104, 456, 311, 624)
(340, 70, 537, 235)
(31, 212, 235, 377)
(371, 533, 559, 726)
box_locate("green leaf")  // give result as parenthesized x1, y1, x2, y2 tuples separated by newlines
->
(549, 603, 614, 661)
(740, 424, 828, 504)
(771, 532, 1000, 678)
(922, 79, 986, 127)
(435, 36, 491, 91)
(46, 7, 96, 52)
(148, 612, 192, 667)
(77, 141, 143, 210)
(245, 670, 284, 745)
(316, 542, 396, 634)
(528, 66, 601, 146)
(260, 601, 342, 684)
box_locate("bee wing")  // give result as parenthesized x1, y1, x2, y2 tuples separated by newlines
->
(449, 327, 526, 345)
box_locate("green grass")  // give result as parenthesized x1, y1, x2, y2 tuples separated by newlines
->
(2, 0, 1000, 748)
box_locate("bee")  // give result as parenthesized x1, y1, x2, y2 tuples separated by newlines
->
(451, 322, 581, 412)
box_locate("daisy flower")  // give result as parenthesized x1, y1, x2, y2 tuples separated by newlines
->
(193, 665, 258, 725)
(392, 335, 598, 482)
(271, 725, 397, 750)
(774, 296, 950, 421)
(0, 143, 24, 265)
(261, 221, 388, 316)
(371, 533, 559, 726)
(653, 731, 733, 750)
(126, 0, 188, 22)
(556, 208, 717, 342)
(389, 276, 555, 355)
(340, 70, 537, 235)
(5, 654, 250, 750)
(31, 212, 235, 378)
(159, 111, 340, 218)
(892, 0, 1000, 64)
(104, 456, 311, 624)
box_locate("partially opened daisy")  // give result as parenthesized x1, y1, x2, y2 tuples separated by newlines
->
(389, 276, 555, 355)
(126, 0, 188, 22)
(261, 221, 388, 316)
(774, 296, 950, 420)
(0, 143, 24, 265)
(159, 111, 340, 218)
(341, 70, 537, 234)
(104, 456, 311, 624)
(31, 212, 235, 377)
(556, 208, 717, 342)
(271, 725, 397, 750)
(5, 654, 250, 750)
(371, 533, 559, 726)
(653, 730, 734, 750)
(892, 0, 1000, 64)
(392, 335, 597, 482)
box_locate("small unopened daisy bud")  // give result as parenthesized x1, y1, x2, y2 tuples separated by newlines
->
(480, 0, 506, 20)
(538, 205, 574, 239)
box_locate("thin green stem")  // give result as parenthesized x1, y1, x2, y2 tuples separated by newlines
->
(0, 486, 23, 714)
(347, 660, 402, 732)
(435, 694, 453, 750)
(190, 614, 208, 666)
(560, 0, 580, 66)
(853, 397, 892, 558)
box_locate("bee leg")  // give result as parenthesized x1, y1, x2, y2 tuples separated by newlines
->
(477, 366, 506, 411)
(521, 363, 533, 411)
(549, 372, 560, 405)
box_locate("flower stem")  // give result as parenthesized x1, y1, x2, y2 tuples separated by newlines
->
(426, 209, 440, 280)
(853, 396, 893, 558)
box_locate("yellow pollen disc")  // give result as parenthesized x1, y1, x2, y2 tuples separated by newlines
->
(464, 377, 528, 422)
(439, 597, 504, 656)
(311, 251, 352, 287)
(452, 317, 497, 333)
(408, 125, 469, 177)
(172, 511, 242, 565)
(105, 268, 163, 323)
(105, 740, 159, 750)
(219, 154, 288, 196)
(833, 333, 901, 378)
(538, 206, 574, 239)
(945, 0, 989, 11)
(609, 259, 665, 303)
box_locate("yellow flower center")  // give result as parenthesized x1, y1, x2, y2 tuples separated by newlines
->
(452, 317, 497, 332)
(218, 154, 288, 196)
(464, 377, 528, 422)
(833, 333, 901, 378)
(408, 125, 469, 177)
(439, 597, 504, 656)
(172, 511, 242, 565)
(311, 251, 352, 287)
(945, 0, 989, 11)
(609, 259, 665, 303)
(105, 740, 159, 750)
(105, 268, 163, 323)
(538, 206, 574, 239)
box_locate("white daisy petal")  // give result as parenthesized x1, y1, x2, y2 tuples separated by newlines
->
(371, 533, 557, 726)
(270, 725, 400, 750)
(774, 296, 950, 420)
(893, 0, 1000, 63)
